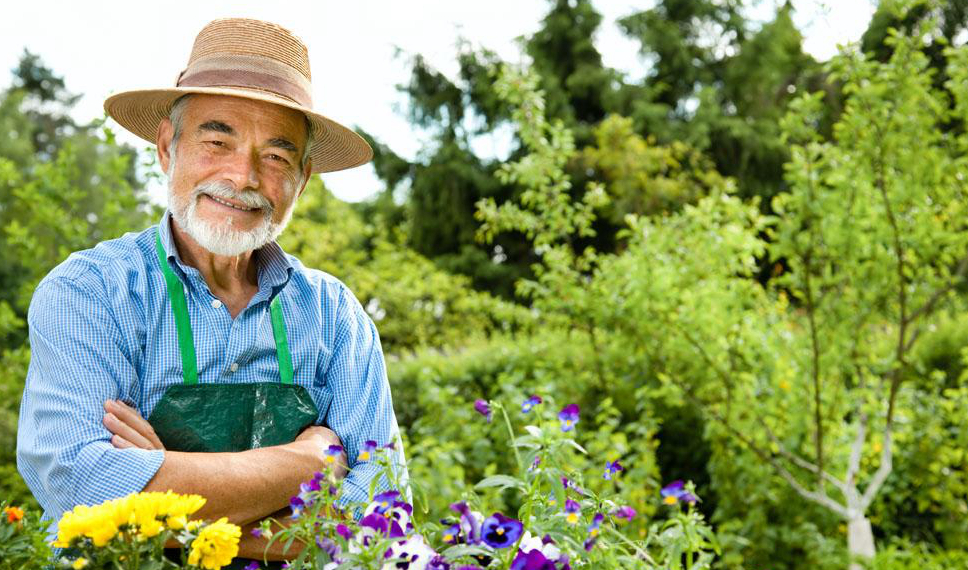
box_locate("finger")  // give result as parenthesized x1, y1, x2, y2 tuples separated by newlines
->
(111, 434, 135, 449)
(106, 400, 165, 449)
(103, 412, 155, 450)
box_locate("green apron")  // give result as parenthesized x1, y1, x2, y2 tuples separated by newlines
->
(149, 230, 318, 569)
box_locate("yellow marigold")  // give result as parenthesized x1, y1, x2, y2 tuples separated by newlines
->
(71, 558, 89, 569)
(166, 514, 188, 530)
(3, 506, 24, 523)
(55, 504, 118, 547)
(164, 492, 207, 519)
(187, 518, 241, 570)
(138, 518, 165, 538)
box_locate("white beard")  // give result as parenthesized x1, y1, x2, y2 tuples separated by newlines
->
(167, 174, 296, 257)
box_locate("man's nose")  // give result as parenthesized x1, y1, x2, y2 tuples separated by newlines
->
(223, 148, 261, 191)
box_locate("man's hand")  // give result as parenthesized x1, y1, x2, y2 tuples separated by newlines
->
(102, 400, 165, 451)
(296, 425, 348, 478)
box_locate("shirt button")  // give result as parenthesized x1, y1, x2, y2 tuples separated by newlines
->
(212, 299, 223, 309)
(230, 362, 239, 372)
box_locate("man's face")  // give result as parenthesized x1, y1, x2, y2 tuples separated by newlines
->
(159, 94, 311, 256)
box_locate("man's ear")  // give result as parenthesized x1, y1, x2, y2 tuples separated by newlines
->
(157, 118, 175, 174)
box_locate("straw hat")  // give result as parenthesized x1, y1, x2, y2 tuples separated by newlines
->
(104, 18, 372, 173)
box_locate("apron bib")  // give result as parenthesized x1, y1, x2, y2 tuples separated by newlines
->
(148, 230, 318, 569)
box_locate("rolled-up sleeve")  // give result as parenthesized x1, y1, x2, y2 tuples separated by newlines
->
(17, 277, 164, 524)
(322, 285, 408, 510)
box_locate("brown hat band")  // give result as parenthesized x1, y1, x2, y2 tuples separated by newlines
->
(176, 53, 313, 108)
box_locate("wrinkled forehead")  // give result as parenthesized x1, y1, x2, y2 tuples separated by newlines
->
(181, 93, 310, 143)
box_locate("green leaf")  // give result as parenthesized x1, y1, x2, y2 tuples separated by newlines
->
(475, 474, 526, 491)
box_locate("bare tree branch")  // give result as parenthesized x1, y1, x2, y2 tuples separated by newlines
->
(860, 430, 893, 511)
(665, 371, 851, 519)
(845, 411, 867, 490)
(903, 252, 968, 327)
(675, 327, 847, 488)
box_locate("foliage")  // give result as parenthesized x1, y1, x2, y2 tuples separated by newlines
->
(263, 396, 716, 570)
(278, 182, 533, 353)
(0, 502, 50, 570)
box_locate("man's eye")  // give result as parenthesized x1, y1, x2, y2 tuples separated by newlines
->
(266, 154, 290, 164)
(205, 140, 225, 147)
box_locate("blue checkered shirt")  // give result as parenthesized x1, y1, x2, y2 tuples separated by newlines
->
(17, 210, 406, 528)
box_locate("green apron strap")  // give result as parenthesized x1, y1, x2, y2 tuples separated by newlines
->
(155, 230, 199, 385)
(270, 296, 294, 385)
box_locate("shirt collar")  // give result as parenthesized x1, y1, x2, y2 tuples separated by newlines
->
(157, 209, 294, 292)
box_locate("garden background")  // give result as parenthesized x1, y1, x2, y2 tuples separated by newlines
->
(3, 0, 968, 568)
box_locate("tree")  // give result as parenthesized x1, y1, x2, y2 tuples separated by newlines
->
(477, 9, 968, 564)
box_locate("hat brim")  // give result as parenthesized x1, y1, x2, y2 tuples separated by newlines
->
(104, 87, 373, 174)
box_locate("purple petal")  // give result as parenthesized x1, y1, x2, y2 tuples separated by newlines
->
(474, 399, 493, 422)
(336, 523, 353, 540)
(480, 512, 523, 548)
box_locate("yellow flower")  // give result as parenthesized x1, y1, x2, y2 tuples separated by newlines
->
(71, 558, 89, 569)
(139, 518, 165, 538)
(188, 518, 241, 570)
(55, 504, 118, 547)
(167, 514, 188, 530)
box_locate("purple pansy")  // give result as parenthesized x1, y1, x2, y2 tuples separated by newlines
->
(450, 501, 481, 544)
(661, 480, 698, 505)
(441, 523, 461, 544)
(428, 556, 452, 570)
(250, 527, 264, 539)
(510, 549, 557, 570)
(370, 490, 401, 514)
(315, 536, 340, 559)
(529, 456, 541, 471)
(474, 399, 493, 422)
(613, 505, 637, 522)
(521, 395, 543, 413)
(359, 511, 405, 542)
(558, 404, 580, 432)
(603, 460, 624, 480)
(335, 523, 354, 541)
(323, 444, 343, 467)
(244, 562, 260, 570)
(481, 513, 524, 548)
(289, 495, 305, 518)
(564, 499, 581, 524)
(358, 440, 379, 462)
(584, 513, 604, 551)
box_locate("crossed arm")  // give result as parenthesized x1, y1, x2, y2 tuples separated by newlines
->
(20, 274, 403, 561)
(102, 399, 344, 558)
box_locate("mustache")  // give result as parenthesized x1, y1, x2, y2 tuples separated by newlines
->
(192, 181, 273, 214)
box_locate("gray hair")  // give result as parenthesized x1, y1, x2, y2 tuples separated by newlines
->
(168, 94, 315, 175)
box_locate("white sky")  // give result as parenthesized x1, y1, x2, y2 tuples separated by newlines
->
(0, 0, 875, 203)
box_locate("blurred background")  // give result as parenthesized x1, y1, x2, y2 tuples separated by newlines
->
(4, 0, 968, 568)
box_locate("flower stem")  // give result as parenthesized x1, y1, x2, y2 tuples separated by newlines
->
(499, 404, 523, 473)
(606, 525, 656, 566)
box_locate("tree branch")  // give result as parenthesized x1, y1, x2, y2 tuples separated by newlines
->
(677, 327, 845, 482)
(666, 371, 851, 519)
(902, 252, 968, 327)
(859, 429, 892, 511)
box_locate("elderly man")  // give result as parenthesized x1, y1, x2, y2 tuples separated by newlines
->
(16, 18, 406, 564)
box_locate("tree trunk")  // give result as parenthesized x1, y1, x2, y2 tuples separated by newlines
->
(847, 515, 875, 570)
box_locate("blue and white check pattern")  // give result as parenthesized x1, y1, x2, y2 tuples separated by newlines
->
(17, 210, 406, 528)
